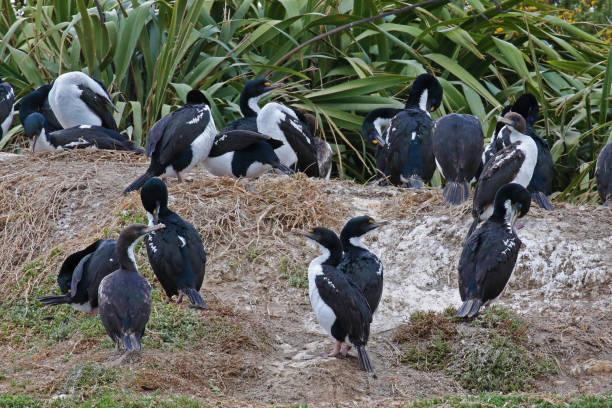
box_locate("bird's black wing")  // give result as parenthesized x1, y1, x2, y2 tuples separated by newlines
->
(433, 114, 483, 181)
(78, 85, 117, 131)
(174, 216, 207, 291)
(86, 240, 119, 307)
(315, 267, 372, 346)
(208, 130, 283, 157)
(527, 127, 553, 196)
(157, 105, 213, 165)
(473, 142, 525, 213)
(338, 251, 383, 313)
(278, 114, 319, 176)
(222, 116, 258, 132)
(0, 82, 15, 124)
(70, 253, 94, 303)
(458, 222, 520, 302)
(145, 221, 188, 297)
(384, 109, 434, 184)
(57, 239, 104, 294)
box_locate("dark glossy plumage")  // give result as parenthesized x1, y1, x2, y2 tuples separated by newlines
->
(38, 239, 118, 313)
(432, 113, 484, 205)
(141, 178, 207, 308)
(25, 113, 143, 153)
(18, 84, 63, 133)
(222, 78, 280, 132)
(595, 142, 612, 206)
(457, 184, 531, 318)
(302, 227, 374, 372)
(361, 107, 401, 175)
(98, 224, 162, 351)
(124, 90, 216, 193)
(379, 73, 442, 187)
(1, 79, 15, 137)
(338, 216, 386, 314)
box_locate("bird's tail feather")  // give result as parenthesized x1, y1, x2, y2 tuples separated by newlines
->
(272, 161, 295, 175)
(357, 346, 374, 373)
(123, 172, 153, 194)
(456, 299, 483, 318)
(120, 333, 142, 352)
(532, 191, 553, 210)
(37, 294, 71, 306)
(443, 181, 470, 205)
(604, 198, 610, 207)
(180, 287, 207, 309)
(402, 176, 423, 189)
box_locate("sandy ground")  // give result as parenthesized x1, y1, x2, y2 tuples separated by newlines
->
(0, 151, 610, 406)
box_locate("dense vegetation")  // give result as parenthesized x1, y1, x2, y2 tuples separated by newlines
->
(1, 0, 610, 202)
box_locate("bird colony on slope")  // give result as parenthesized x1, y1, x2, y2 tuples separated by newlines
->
(0, 69, 610, 374)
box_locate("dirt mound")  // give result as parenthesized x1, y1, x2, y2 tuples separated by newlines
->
(0, 151, 610, 406)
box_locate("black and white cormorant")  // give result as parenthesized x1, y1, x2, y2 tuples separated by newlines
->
(299, 227, 374, 372)
(457, 183, 531, 318)
(338, 216, 387, 314)
(432, 113, 484, 205)
(380, 73, 443, 187)
(18, 84, 63, 133)
(98, 223, 164, 351)
(24, 113, 143, 153)
(141, 178, 207, 307)
(203, 129, 294, 178)
(222, 78, 281, 132)
(468, 112, 537, 238)
(257, 102, 332, 179)
(595, 142, 612, 206)
(361, 107, 401, 172)
(38, 239, 118, 314)
(0, 78, 14, 139)
(123, 90, 217, 193)
(48, 71, 117, 130)
(483, 94, 553, 210)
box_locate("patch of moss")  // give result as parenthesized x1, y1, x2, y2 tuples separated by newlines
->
(59, 362, 119, 394)
(400, 334, 453, 371)
(0, 393, 41, 408)
(474, 305, 528, 343)
(279, 257, 308, 289)
(454, 336, 556, 393)
(407, 393, 612, 407)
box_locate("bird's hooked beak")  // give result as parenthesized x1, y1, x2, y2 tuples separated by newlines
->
(368, 220, 389, 231)
(152, 202, 161, 224)
(295, 228, 316, 241)
(264, 81, 282, 90)
(497, 116, 514, 126)
(144, 223, 165, 234)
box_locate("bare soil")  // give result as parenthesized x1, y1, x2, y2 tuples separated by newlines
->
(0, 151, 610, 407)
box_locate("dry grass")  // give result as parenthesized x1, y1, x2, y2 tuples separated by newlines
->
(382, 187, 471, 219)
(0, 150, 349, 300)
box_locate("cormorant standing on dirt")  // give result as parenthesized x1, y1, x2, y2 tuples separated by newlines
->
(98, 223, 164, 351)
(299, 227, 374, 372)
(457, 183, 531, 318)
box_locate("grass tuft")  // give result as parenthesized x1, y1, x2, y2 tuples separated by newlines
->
(279, 257, 308, 289)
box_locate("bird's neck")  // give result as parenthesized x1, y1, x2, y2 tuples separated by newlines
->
(341, 234, 369, 254)
(241, 95, 262, 117)
(118, 241, 139, 272)
(312, 242, 343, 268)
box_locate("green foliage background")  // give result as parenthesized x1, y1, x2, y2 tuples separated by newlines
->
(1, 0, 611, 203)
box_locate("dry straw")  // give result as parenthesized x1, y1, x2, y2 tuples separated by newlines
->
(0, 150, 348, 299)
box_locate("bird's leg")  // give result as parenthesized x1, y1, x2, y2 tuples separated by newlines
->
(161, 176, 167, 183)
(89, 307, 98, 316)
(321, 341, 342, 357)
(164, 296, 172, 303)
(340, 344, 351, 356)
(177, 173, 184, 183)
(176, 294, 184, 304)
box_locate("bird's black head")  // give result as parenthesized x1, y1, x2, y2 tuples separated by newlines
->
(140, 178, 169, 224)
(406, 73, 443, 113)
(512, 93, 539, 126)
(24, 113, 45, 139)
(497, 112, 526, 135)
(494, 104, 513, 135)
(243, 78, 281, 100)
(340, 216, 388, 250)
(298, 227, 343, 266)
(492, 183, 531, 226)
(117, 223, 165, 271)
(240, 78, 281, 117)
(186, 89, 210, 105)
(361, 108, 399, 145)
